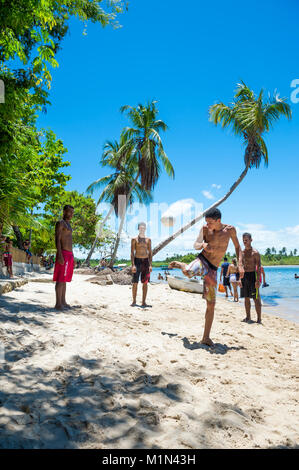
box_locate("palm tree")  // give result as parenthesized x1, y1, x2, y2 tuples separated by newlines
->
(84, 136, 133, 265)
(85, 138, 152, 266)
(107, 100, 174, 267)
(271, 247, 276, 254)
(294, 249, 297, 256)
(152, 82, 292, 257)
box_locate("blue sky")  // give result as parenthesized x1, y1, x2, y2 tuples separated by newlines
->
(36, 0, 299, 259)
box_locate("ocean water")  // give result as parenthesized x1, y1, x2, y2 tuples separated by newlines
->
(151, 265, 299, 323)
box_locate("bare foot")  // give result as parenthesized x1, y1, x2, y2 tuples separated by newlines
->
(242, 317, 251, 322)
(131, 302, 137, 307)
(200, 337, 215, 347)
(62, 304, 71, 309)
(141, 303, 152, 308)
(54, 305, 63, 311)
(257, 319, 262, 324)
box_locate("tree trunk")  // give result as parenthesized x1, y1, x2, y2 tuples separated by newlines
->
(152, 164, 250, 257)
(12, 225, 24, 249)
(108, 171, 140, 268)
(83, 205, 114, 266)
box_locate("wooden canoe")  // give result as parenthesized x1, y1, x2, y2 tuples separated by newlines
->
(167, 275, 204, 294)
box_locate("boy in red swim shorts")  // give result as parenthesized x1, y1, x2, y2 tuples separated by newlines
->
(53, 205, 74, 310)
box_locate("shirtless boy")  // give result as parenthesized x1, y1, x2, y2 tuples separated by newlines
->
(53, 205, 75, 310)
(240, 232, 262, 323)
(131, 222, 152, 307)
(169, 208, 244, 346)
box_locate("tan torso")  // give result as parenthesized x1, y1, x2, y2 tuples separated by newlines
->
(60, 219, 73, 251)
(132, 236, 150, 259)
(242, 247, 259, 271)
(202, 224, 232, 267)
(229, 264, 238, 273)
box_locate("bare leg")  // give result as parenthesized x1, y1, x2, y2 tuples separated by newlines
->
(232, 282, 238, 302)
(201, 300, 215, 347)
(55, 282, 64, 310)
(243, 297, 251, 321)
(62, 283, 71, 308)
(168, 261, 190, 277)
(254, 298, 262, 323)
(131, 283, 138, 306)
(141, 283, 148, 306)
(224, 286, 228, 298)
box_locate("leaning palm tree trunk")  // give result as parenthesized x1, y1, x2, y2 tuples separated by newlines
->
(152, 163, 250, 257)
(83, 205, 114, 266)
(109, 171, 140, 268)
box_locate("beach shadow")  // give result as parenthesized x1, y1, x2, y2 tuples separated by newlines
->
(161, 331, 178, 338)
(182, 337, 246, 355)
(0, 353, 182, 449)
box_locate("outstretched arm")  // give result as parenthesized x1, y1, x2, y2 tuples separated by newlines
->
(230, 227, 244, 278)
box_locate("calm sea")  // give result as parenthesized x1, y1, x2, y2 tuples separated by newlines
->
(151, 265, 299, 323)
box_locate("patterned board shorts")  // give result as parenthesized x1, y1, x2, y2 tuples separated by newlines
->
(185, 253, 218, 303)
(132, 257, 150, 284)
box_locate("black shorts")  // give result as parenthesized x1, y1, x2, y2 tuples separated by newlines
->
(240, 271, 259, 299)
(223, 276, 230, 287)
(132, 258, 150, 284)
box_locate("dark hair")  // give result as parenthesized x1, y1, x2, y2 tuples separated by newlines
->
(205, 208, 221, 220)
(243, 232, 252, 239)
(63, 205, 74, 211)
(232, 257, 237, 266)
(138, 222, 146, 229)
(224, 257, 228, 261)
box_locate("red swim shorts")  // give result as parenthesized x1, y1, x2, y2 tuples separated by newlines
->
(3, 253, 12, 267)
(53, 250, 74, 283)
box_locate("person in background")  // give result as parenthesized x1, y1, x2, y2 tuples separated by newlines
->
(220, 256, 233, 298)
(23, 239, 33, 264)
(240, 233, 262, 323)
(131, 222, 152, 307)
(3, 237, 13, 278)
(53, 205, 75, 310)
(260, 266, 269, 287)
(294, 273, 299, 279)
(227, 257, 239, 302)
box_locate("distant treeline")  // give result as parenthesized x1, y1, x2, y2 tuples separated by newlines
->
(85, 249, 299, 267)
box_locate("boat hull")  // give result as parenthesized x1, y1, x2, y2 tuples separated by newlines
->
(167, 275, 204, 294)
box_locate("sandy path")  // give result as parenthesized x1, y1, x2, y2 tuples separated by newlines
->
(0, 274, 298, 449)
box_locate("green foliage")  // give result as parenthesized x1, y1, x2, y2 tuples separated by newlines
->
(120, 100, 174, 191)
(0, 0, 124, 93)
(209, 82, 292, 169)
(45, 190, 103, 252)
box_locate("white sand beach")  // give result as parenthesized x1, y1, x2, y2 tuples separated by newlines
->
(0, 273, 298, 449)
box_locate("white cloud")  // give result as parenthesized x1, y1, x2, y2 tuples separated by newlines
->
(75, 222, 299, 260)
(212, 184, 221, 189)
(202, 190, 214, 200)
(232, 223, 299, 254)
